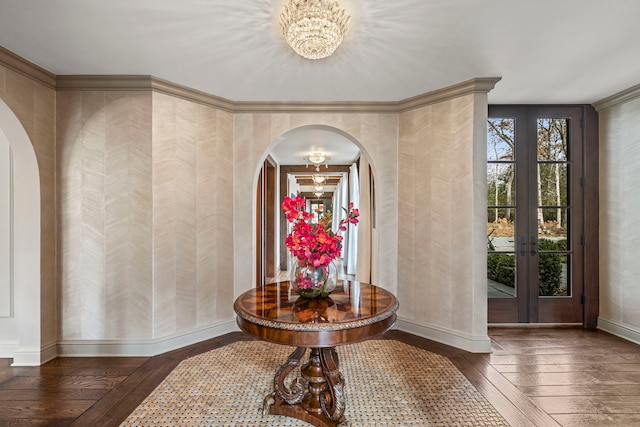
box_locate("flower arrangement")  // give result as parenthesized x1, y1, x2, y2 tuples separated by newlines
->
(282, 195, 359, 297)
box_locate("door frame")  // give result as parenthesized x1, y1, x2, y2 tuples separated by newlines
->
(487, 105, 599, 327)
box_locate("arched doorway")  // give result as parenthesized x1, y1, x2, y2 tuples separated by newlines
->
(256, 125, 374, 286)
(0, 99, 41, 366)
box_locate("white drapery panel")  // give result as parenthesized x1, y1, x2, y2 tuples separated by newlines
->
(356, 157, 371, 283)
(332, 172, 349, 276)
(332, 172, 348, 235)
(346, 163, 359, 275)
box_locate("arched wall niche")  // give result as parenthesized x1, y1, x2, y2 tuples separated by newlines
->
(234, 113, 399, 299)
(0, 99, 41, 366)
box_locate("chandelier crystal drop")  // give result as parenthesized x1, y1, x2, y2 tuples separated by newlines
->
(280, 0, 350, 60)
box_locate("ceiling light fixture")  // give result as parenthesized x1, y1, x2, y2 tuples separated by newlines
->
(314, 190, 324, 198)
(312, 174, 327, 184)
(280, 0, 350, 60)
(304, 152, 331, 171)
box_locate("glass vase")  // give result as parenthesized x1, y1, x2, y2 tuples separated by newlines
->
(290, 258, 337, 299)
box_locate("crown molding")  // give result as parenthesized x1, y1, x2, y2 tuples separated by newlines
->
(0, 45, 56, 89)
(56, 75, 236, 112)
(593, 83, 640, 111)
(55, 74, 501, 114)
(396, 77, 502, 113)
(233, 77, 501, 113)
(232, 100, 399, 114)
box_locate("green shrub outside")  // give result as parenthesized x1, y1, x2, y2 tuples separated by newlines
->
(487, 238, 567, 295)
(487, 253, 515, 287)
(538, 239, 563, 296)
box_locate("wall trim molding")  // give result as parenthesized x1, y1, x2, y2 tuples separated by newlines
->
(56, 75, 237, 112)
(11, 347, 44, 366)
(593, 83, 640, 111)
(0, 46, 56, 89)
(57, 319, 238, 357)
(55, 74, 501, 114)
(0, 340, 18, 358)
(395, 318, 492, 353)
(597, 317, 640, 346)
(395, 77, 501, 113)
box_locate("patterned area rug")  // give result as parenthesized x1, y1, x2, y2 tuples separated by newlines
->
(121, 340, 509, 426)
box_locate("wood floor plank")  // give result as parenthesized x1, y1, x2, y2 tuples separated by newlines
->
(0, 375, 127, 390)
(552, 413, 640, 426)
(0, 419, 75, 427)
(501, 371, 640, 386)
(531, 395, 640, 414)
(13, 366, 139, 377)
(494, 362, 640, 373)
(0, 388, 108, 401)
(0, 399, 94, 418)
(518, 384, 640, 396)
(487, 352, 640, 365)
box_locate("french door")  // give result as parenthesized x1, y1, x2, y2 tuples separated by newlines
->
(487, 106, 587, 324)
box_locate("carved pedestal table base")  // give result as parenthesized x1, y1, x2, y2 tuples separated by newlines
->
(234, 281, 398, 427)
(269, 346, 345, 426)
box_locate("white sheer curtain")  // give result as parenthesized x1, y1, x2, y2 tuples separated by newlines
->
(332, 172, 348, 235)
(346, 163, 359, 275)
(356, 157, 371, 283)
(332, 173, 348, 276)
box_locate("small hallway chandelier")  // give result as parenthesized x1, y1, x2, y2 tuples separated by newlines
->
(304, 152, 331, 171)
(280, 0, 350, 60)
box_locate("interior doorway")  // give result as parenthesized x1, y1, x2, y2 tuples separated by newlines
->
(256, 156, 277, 286)
(256, 125, 366, 287)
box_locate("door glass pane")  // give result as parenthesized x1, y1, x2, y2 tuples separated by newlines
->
(537, 208, 569, 247)
(487, 210, 515, 251)
(488, 117, 517, 299)
(539, 251, 570, 297)
(538, 163, 568, 206)
(537, 118, 569, 161)
(488, 163, 515, 207)
(488, 118, 515, 161)
(488, 253, 516, 298)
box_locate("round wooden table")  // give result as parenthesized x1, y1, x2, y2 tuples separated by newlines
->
(234, 280, 398, 427)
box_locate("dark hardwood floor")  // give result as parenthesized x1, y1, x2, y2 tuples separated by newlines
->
(1, 327, 639, 426)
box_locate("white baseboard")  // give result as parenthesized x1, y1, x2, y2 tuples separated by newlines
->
(395, 318, 492, 353)
(11, 346, 44, 366)
(57, 319, 239, 357)
(597, 317, 640, 345)
(0, 340, 18, 359)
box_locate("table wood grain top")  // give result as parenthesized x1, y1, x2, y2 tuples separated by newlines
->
(234, 281, 398, 347)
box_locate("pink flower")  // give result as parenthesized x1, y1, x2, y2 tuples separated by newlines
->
(282, 195, 359, 269)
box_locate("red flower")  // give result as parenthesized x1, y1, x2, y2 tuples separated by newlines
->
(282, 195, 359, 268)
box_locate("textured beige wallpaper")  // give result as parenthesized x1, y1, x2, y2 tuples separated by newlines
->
(599, 96, 640, 329)
(57, 90, 153, 340)
(56, 89, 234, 342)
(398, 93, 488, 337)
(152, 92, 234, 338)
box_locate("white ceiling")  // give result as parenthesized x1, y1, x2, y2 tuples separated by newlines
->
(272, 126, 360, 165)
(1, 0, 639, 105)
(1, 0, 639, 163)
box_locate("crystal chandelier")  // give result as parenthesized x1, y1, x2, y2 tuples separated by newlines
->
(280, 0, 350, 60)
(312, 174, 327, 184)
(304, 152, 331, 171)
